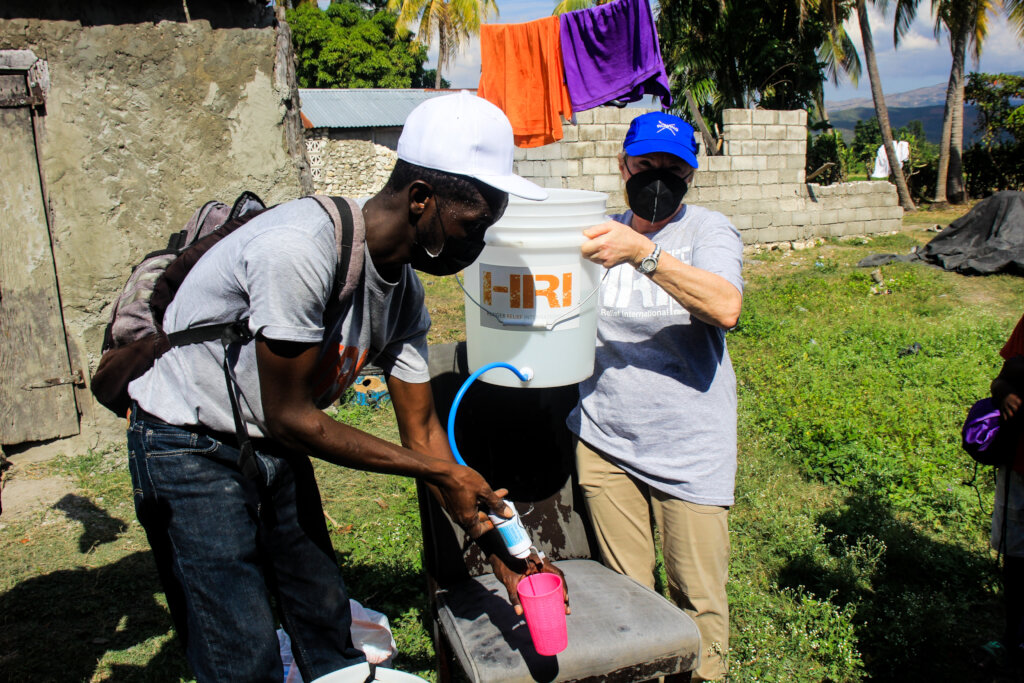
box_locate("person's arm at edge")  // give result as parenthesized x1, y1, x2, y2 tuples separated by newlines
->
(254, 337, 507, 533)
(581, 219, 742, 329)
(993, 357, 1024, 422)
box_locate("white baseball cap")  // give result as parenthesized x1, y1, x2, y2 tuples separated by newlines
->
(398, 91, 548, 201)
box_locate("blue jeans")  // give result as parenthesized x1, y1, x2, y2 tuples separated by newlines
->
(127, 408, 365, 682)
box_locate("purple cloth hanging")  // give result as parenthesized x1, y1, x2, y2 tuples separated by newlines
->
(559, 0, 673, 112)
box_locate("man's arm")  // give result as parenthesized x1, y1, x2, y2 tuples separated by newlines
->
(581, 219, 742, 329)
(254, 337, 505, 531)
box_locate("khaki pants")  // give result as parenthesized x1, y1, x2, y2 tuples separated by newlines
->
(576, 440, 730, 682)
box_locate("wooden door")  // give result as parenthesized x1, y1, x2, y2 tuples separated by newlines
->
(0, 65, 80, 444)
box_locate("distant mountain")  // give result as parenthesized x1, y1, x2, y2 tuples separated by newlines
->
(827, 82, 949, 111)
(827, 104, 982, 145)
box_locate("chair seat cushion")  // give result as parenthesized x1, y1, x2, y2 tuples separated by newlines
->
(436, 559, 701, 683)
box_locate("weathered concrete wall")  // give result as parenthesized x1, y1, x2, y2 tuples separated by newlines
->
(0, 16, 304, 447)
(511, 107, 903, 245)
(306, 129, 397, 197)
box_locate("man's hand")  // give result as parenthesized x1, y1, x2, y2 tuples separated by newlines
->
(489, 550, 570, 616)
(581, 220, 651, 269)
(1003, 393, 1022, 421)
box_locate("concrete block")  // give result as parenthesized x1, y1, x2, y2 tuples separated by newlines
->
(765, 124, 787, 140)
(733, 214, 754, 229)
(596, 140, 621, 158)
(735, 198, 769, 214)
(765, 155, 785, 169)
(723, 124, 753, 141)
(716, 171, 738, 186)
(548, 159, 570, 177)
(515, 160, 536, 176)
(561, 125, 579, 142)
(595, 108, 627, 124)
(740, 185, 762, 200)
(580, 124, 607, 141)
(753, 156, 768, 170)
(719, 185, 744, 201)
(526, 144, 563, 161)
(751, 213, 772, 228)
(583, 157, 611, 175)
(694, 186, 720, 202)
(751, 125, 767, 140)
(775, 224, 801, 242)
(736, 170, 758, 185)
(513, 148, 529, 162)
(786, 125, 807, 141)
(732, 156, 757, 171)
(757, 226, 782, 243)
(594, 174, 622, 192)
(785, 155, 805, 169)
(854, 207, 873, 221)
(779, 197, 803, 211)
(791, 211, 812, 225)
(778, 169, 803, 184)
(752, 109, 777, 125)
(778, 110, 807, 126)
(845, 221, 867, 235)
(757, 140, 781, 155)
(723, 109, 753, 124)
(760, 184, 782, 199)
(607, 123, 629, 140)
(740, 140, 759, 156)
(758, 169, 779, 185)
(819, 209, 838, 225)
(782, 140, 804, 155)
(567, 175, 595, 190)
(564, 142, 596, 159)
(573, 110, 597, 125)
(708, 156, 732, 172)
(564, 159, 581, 177)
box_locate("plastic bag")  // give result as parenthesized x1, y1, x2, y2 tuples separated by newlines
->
(278, 599, 398, 682)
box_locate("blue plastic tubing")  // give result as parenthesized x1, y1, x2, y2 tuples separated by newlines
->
(446, 361, 532, 467)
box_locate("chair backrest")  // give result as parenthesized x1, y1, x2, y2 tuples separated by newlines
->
(420, 342, 596, 588)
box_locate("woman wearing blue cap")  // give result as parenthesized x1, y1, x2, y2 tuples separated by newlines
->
(568, 111, 744, 681)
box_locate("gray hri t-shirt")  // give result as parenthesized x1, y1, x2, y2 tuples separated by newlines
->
(567, 205, 744, 506)
(129, 197, 431, 437)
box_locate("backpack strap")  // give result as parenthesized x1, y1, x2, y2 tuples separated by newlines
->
(311, 195, 365, 304)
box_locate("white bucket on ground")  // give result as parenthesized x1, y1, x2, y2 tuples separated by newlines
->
(311, 663, 428, 682)
(463, 188, 607, 388)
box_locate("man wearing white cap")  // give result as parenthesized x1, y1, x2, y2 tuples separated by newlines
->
(126, 92, 557, 682)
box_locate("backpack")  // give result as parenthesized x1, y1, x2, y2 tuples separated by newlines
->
(91, 192, 364, 474)
(962, 397, 1018, 466)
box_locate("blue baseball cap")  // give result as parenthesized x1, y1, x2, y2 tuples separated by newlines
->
(622, 112, 699, 169)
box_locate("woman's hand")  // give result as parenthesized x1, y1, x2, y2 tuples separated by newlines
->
(581, 220, 651, 269)
(1002, 393, 1022, 421)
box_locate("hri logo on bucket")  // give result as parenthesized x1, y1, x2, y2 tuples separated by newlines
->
(478, 264, 581, 330)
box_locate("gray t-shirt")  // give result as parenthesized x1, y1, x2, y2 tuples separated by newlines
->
(129, 197, 430, 437)
(567, 205, 744, 506)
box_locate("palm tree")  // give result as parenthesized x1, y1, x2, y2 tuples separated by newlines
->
(895, 0, 1024, 204)
(389, 0, 498, 88)
(852, 0, 915, 210)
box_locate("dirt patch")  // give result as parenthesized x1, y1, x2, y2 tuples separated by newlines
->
(0, 462, 75, 520)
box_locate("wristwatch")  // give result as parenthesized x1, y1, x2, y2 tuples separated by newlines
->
(637, 243, 662, 275)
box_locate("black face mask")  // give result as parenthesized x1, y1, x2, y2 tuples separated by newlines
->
(409, 209, 487, 276)
(625, 168, 689, 222)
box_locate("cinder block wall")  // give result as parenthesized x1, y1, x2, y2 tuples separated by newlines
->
(513, 108, 903, 244)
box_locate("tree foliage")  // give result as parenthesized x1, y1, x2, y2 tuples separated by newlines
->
(389, 0, 497, 88)
(658, 0, 842, 123)
(963, 72, 1024, 194)
(287, 2, 434, 88)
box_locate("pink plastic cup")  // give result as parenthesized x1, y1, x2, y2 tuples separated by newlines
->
(518, 573, 567, 656)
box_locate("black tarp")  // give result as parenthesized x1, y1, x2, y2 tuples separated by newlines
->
(858, 190, 1024, 275)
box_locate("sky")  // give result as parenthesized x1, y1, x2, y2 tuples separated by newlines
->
(397, 0, 1024, 106)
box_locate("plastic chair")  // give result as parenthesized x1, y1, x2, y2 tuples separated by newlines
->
(419, 342, 701, 683)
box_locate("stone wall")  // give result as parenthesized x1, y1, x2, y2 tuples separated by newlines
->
(0, 13, 304, 447)
(306, 129, 398, 197)
(512, 107, 903, 245)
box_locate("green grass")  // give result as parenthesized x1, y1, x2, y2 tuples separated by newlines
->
(4, 204, 1024, 681)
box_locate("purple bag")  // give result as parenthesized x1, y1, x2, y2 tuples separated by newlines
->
(962, 398, 1013, 465)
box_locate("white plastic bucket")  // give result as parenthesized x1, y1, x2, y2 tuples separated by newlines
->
(311, 663, 428, 682)
(463, 188, 607, 388)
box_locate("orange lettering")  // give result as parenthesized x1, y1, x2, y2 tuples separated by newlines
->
(534, 275, 560, 308)
(563, 272, 572, 306)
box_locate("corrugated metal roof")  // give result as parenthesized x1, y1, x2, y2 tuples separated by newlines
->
(299, 88, 473, 129)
